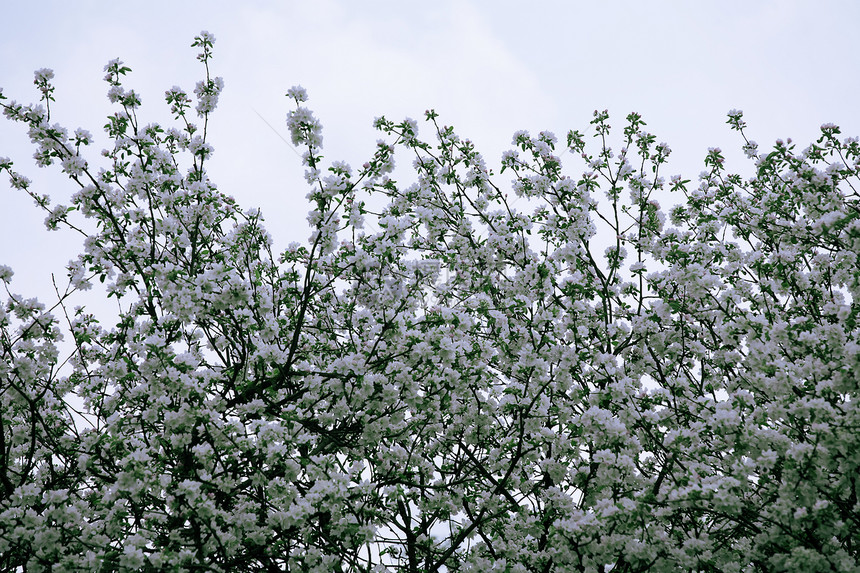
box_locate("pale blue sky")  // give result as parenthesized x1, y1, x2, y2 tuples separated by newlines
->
(2, 0, 859, 305)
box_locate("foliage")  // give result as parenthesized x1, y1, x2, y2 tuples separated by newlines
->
(1, 32, 858, 572)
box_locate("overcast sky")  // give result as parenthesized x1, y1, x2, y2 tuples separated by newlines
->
(2, 0, 859, 306)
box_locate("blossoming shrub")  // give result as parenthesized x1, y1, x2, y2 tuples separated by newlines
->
(1, 32, 858, 572)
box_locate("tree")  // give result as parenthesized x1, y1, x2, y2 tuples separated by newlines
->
(0, 32, 858, 573)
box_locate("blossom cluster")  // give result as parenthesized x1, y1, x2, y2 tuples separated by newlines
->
(1, 33, 858, 573)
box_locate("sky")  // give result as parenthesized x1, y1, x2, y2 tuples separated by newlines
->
(1, 0, 859, 309)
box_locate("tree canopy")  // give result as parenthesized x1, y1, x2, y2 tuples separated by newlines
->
(1, 32, 858, 572)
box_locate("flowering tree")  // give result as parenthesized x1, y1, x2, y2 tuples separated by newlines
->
(1, 32, 858, 572)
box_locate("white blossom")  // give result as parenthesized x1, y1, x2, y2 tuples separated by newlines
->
(0, 31, 857, 573)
